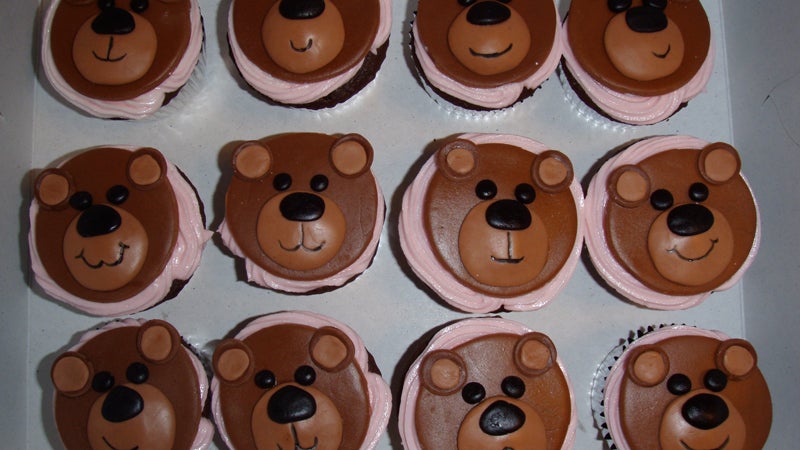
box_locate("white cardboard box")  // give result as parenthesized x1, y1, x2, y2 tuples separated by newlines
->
(2, 0, 798, 447)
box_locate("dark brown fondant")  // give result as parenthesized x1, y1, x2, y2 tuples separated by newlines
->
(34, 147, 179, 303)
(567, 0, 710, 96)
(49, 0, 193, 101)
(415, 0, 557, 89)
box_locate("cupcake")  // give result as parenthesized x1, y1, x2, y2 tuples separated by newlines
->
(593, 325, 772, 449)
(412, 0, 562, 111)
(210, 311, 391, 449)
(227, 0, 391, 109)
(399, 317, 577, 449)
(50, 319, 214, 449)
(41, 0, 204, 119)
(400, 133, 583, 312)
(30, 146, 211, 316)
(561, 0, 714, 125)
(584, 135, 760, 309)
(219, 133, 384, 293)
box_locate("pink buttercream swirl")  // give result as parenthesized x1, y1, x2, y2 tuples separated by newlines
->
(210, 311, 391, 450)
(561, 19, 715, 125)
(399, 133, 584, 313)
(41, 0, 204, 120)
(412, 4, 563, 110)
(583, 135, 761, 310)
(399, 317, 577, 449)
(227, 0, 391, 106)
(29, 146, 212, 316)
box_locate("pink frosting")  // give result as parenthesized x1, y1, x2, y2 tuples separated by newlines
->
(227, 0, 391, 106)
(62, 318, 214, 450)
(599, 326, 730, 450)
(210, 311, 391, 450)
(41, 0, 204, 120)
(218, 177, 384, 293)
(399, 317, 577, 449)
(399, 133, 584, 313)
(412, 4, 563, 110)
(561, 19, 715, 125)
(583, 135, 761, 310)
(29, 146, 212, 316)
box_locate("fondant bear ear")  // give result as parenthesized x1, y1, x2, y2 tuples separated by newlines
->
(532, 150, 573, 194)
(330, 134, 374, 178)
(608, 164, 651, 208)
(310, 326, 355, 372)
(420, 349, 467, 396)
(213, 339, 255, 385)
(698, 142, 741, 185)
(437, 139, 479, 180)
(137, 320, 180, 364)
(514, 332, 556, 376)
(127, 148, 167, 189)
(51, 351, 92, 397)
(716, 339, 758, 380)
(35, 168, 73, 210)
(626, 345, 670, 387)
(233, 141, 273, 181)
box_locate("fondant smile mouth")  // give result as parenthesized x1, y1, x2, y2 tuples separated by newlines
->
(667, 238, 719, 262)
(679, 435, 730, 450)
(93, 36, 127, 62)
(490, 232, 525, 264)
(279, 225, 325, 252)
(469, 43, 513, 59)
(75, 242, 130, 269)
(101, 436, 139, 450)
(285, 424, 319, 450)
(652, 44, 671, 59)
(290, 39, 313, 52)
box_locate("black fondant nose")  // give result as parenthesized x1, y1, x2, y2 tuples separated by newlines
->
(467, 1, 511, 26)
(92, 1, 135, 35)
(267, 385, 317, 424)
(485, 199, 532, 231)
(479, 400, 526, 436)
(682, 393, 729, 430)
(102, 385, 144, 423)
(77, 204, 122, 238)
(280, 192, 325, 222)
(279, 0, 326, 20)
(667, 204, 714, 236)
(625, 5, 668, 33)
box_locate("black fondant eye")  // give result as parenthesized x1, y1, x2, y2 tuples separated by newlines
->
(294, 366, 316, 386)
(607, 0, 631, 13)
(273, 173, 292, 191)
(92, 371, 115, 393)
(126, 362, 149, 384)
(689, 182, 709, 202)
(704, 369, 727, 393)
(462, 382, 485, 404)
(458, 0, 476, 6)
(255, 370, 276, 389)
(98, 0, 114, 10)
(501, 376, 525, 398)
(106, 185, 129, 205)
(310, 175, 328, 192)
(130, 0, 148, 13)
(69, 191, 93, 211)
(475, 180, 497, 200)
(514, 184, 536, 204)
(650, 189, 673, 211)
(645, 0, 667, 9)
(667, 373, 692, 396)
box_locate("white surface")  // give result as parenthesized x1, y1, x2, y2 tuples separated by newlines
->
(0, 0, 795, 448)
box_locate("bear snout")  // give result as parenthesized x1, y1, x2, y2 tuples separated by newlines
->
(268, 385, 318, 424)
(102, 385, 144, 423)
(280, 192, 326, 222)
(77, 204, 122, 238)
(681, 393, 729, 430)
(485, 199, 532, 231)
(479, 399, 526, 436)
(666, 204, 714, 237)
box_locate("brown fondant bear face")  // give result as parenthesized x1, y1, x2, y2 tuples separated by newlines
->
(33, 147, 179, 303)
(619, 335, 772, 449)
(51, 320, 204, 450)
(605, 143, 757, 296)
(213, 324, 371, 449)
(415, 332, 572, 449)
(224, 133, 379, 283)
(424, 139, 577, 297)
(415, 0, 557, 88)
(568, 0, 710, 96)
(49, 0, 193, 100)
(231, 0, 380, 81)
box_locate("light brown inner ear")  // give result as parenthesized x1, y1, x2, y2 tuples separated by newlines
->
(311, 334, 349, 370)
(429, 357, 463, 392)
(610, 165, 650, 206)
(37, 171, 71, 207)
(631, 349, 669, 386)
(129, 153, 163, 186)
(139, 324, 175, 362)
(216, 346, 252, 383)
(331, 139, 369, 176)
(722, 344, 755, 378)
(701, 145, 740, 184)
(234, 143, 272, 180)
(52, 354, 90, 394)
(517, 339, 552, 372)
